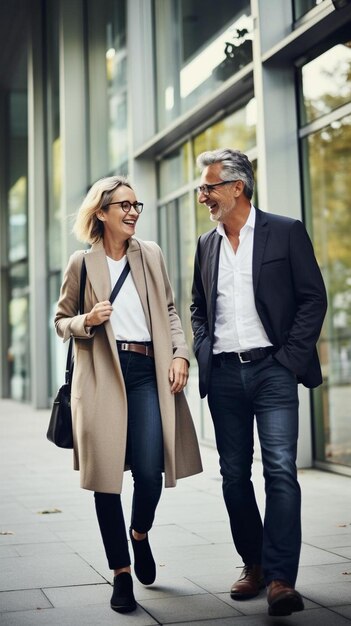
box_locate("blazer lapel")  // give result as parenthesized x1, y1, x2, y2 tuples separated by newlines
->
(209, 232, 221, 311)
(252, 208, 269, 293)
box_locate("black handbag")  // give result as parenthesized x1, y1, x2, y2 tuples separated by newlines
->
(47, 258, 130, 448)
(47, 258, 87, 448)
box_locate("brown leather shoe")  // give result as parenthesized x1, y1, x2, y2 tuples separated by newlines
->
(230, 565, 265, 600)
(267, 580, 304, 616)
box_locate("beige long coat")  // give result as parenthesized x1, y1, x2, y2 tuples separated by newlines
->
(54, 237, 202, 493)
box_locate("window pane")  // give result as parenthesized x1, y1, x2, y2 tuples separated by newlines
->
(300, 41, 351, 125)
(8, 263, 30, 402)
(87, 0, 128, 174)
(8, 173, 27, 263)
(106, 0, 128, 173)
(154, 0, 252, 130)
(158, 194, 195, 348)
(158, 143, 190, 197)
(193, 98, 256, 157)
(9, 88, 28, 264)
(305, 115, 351, 467)
(47, 0, 62, 270)
(293, 0, 326, 21)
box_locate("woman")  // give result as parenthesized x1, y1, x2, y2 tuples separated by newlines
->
(54, 175, 202, 613)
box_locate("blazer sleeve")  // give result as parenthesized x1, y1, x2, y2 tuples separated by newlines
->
(190, 237, 210, 356)
(54, 252, 95, 343)
(274, 220, 327, 374)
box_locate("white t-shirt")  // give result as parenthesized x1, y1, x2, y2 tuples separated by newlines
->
(106, 255, 151, 342)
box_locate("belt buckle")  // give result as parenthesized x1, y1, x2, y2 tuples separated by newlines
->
(121, 342, 129, 351)
(238, 352, 251, 364)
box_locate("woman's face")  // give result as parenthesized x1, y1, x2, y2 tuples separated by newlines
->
(99, 185, 141, 241)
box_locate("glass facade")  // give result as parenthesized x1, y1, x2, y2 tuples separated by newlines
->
(153, 0, 253, 130)
(300, 39, 351, 468)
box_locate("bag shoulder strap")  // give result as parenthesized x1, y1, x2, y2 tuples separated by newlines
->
(109, 261, 130, 305)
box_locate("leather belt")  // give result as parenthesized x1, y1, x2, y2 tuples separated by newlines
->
(213, 346, 275, 364)
(117, 342, 154, 358)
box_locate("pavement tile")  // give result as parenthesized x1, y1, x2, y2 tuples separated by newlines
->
(0, 547, 18, 559)
(334, 605, 351, 620)
(164, 610, 351, 625)
(133, 576, 208, 601)
(0, 589, 52, 612)
(0, 554, 105, 592)
(183, 570, 247, 594)
(0, 526, 59, 545)
(14, 542, 74, 557)
(144, 523, 209, 548)
(300, 581, 351, 606)
(0, 604, 158, 625)
(178, 520, 232, 544)
(305, 534, 351, 550)
(332, 548, 351, 559)
(140, 593, 241, 623)
(220, 592, 323, 614)
(300, 543, 350, 566)
(297, 562, 351, 585)
(43, 583, 111, 607)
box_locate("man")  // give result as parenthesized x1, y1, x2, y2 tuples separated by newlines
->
(190, 148, 327, 617)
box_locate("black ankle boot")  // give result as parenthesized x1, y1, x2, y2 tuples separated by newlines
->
(110, 572, 136, 613)
(129, 527, 156, 585)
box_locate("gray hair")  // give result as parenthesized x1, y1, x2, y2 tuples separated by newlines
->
(196, 148, 254, 200)
(73, 175, 132, 244)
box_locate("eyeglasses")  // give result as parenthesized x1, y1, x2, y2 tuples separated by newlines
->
(196, 180, 238, 196)
(104, 200, 144, 214)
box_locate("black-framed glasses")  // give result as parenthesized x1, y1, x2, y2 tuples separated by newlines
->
(104, 200, 144, 214)
(196, 180, 238, 196)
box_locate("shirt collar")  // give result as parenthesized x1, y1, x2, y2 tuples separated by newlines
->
(216, 204, 256, 237)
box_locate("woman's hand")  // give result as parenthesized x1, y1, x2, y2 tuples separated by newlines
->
(169, 357, 189, 394)
(85, 301, 113, 327)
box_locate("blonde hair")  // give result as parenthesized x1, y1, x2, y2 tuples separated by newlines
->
(73, 175, 133, 244)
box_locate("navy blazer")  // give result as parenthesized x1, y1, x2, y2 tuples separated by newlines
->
(190, 208, 328, 398)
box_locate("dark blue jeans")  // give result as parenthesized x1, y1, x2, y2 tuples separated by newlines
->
(94, 350, 164, 570)
(208, 352, 301, 586)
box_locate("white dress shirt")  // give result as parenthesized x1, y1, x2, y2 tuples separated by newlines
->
(106, 255, 151, 342)
(213, 205, 272, 354)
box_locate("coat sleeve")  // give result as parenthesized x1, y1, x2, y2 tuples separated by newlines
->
(274, 220, 327, 374)
(54, 252, 95, 343)
(156, 245, 190, 362)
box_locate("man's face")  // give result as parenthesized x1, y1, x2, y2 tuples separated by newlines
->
(197, 163, 238, 223)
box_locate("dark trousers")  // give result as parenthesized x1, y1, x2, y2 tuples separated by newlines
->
(94, 350, 164, 570)
(208, 352, 301, 587)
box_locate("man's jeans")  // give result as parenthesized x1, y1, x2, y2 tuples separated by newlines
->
(95, 350, 164, 570)
(208, 352, 301, 586)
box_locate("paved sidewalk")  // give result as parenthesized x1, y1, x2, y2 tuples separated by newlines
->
(0, 399, 350, 625)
